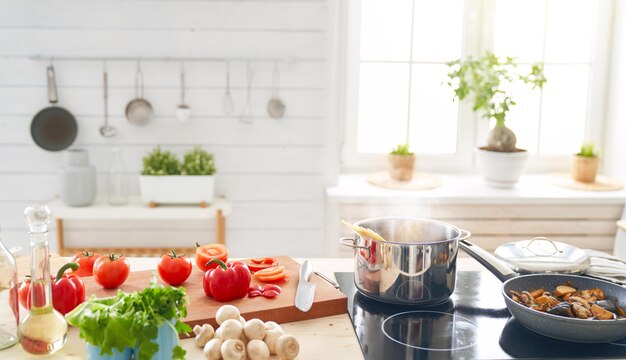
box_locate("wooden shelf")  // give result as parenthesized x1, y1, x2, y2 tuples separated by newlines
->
(49, 197, 231, 256)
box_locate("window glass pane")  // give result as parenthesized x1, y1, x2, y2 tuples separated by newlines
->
(409, 64, 458, 154)
(412, 0, 464, 62)
(360, 0, 413, 61)
(539, 65, 589, 154)
(494, 0, 546, 62)
(544, 0, 595, 63)
(357, 63, 410, 153)
(498, 72, 542, 153)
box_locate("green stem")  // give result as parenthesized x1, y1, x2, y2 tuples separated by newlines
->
(56, 262, 79, 279)
(206, 258, 227, 270)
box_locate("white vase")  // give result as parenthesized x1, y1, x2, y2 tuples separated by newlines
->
(60, 149, 97, 206)
(475, 148, 528, 188)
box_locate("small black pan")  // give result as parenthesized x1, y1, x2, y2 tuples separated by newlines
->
(460, 239, 626, 343)
(31, 66, 77, 151)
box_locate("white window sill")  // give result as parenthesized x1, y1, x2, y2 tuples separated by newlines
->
(326, 174, 626, 205)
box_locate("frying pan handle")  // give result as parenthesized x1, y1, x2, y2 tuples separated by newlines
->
(47, 66, 58, 104)
(459, 239, 517, 283)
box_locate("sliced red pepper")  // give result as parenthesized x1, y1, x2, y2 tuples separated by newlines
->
(51, 262, 85, 315)
(202, 259, 251, 302)
(262, 290, 280, 298)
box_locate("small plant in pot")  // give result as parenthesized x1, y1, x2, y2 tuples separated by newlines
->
(572, 142, 599, 183)
(388, 144, 416, 181)
(140, 146, 217, 207)
(447, 51, 546, 187)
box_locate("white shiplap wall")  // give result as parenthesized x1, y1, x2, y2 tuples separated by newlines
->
(0, 0, 329, 257)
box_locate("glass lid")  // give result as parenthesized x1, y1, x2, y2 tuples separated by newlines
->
(494, 237, 590, 274)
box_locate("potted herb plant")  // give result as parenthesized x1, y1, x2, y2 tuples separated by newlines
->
(388, 144, 416, 181)
(139, 146, 217, 207)
(447, 51, 546, 187)
(572, 142, 599, 183)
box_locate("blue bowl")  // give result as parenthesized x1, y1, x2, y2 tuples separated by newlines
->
(134, 321, 179, 360)
(87, 344, 133, 360)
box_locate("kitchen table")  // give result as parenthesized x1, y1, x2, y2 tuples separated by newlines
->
(5, 257, 484, 359)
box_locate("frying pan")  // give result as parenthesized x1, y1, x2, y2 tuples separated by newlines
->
(31, 66, 78, 151)
(460, 239, 626, 343)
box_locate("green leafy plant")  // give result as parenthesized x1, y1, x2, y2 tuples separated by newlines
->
(576, 142, 598, 157)
(447, 51, 546, 152)
(390, 144, 414, 156)
(181, 147, 216, 175)
(141, 146, 181, 175)
(66, 278, 192, 360)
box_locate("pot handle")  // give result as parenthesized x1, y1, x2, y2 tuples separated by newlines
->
(339, 237, 370, 257)
(459, 239, 517, 283)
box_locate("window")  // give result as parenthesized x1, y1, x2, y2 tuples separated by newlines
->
(341, 0, 612, 172)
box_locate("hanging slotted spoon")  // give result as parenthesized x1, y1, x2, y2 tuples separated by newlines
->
(239, 62, 254, 124)
(99, 65, 116, 137)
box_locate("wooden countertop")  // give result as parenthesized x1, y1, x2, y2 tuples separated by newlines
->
(5, 257, 485, 359)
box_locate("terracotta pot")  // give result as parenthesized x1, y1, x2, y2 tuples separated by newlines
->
(571, 155, 599, 183)
(387, 154, 415, 181)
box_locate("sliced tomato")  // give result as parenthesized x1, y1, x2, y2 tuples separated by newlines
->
(195, 243, 229, 272)
(242, 258, 279, 273)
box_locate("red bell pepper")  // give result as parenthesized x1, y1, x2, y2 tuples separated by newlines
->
(51, 262, 85, 315)
(202, 259, 251, 302)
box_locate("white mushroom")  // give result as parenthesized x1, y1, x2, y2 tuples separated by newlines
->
(216, 305, 241, 326)
(203, 338, 223, 360)
(243, 319, 266, 340)
(239, 316, 246, 326)
(246, 339, 270, 360)
(221, 339, 246, 360)
(218, 318, 243, 340)
(263, 322, 285, 354)
(194, 324, 215, 348)
(276, 334, 299, 360)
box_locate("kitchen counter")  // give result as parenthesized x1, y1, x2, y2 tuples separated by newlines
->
(5, 257, 485, 359)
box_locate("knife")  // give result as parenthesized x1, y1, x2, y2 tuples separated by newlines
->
(295, 260, 316, 312)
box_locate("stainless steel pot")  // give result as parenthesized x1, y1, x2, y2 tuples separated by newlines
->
(340, 217, 471, 305)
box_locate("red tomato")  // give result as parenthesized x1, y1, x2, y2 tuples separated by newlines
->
(195, 243, 228, 272)
(93, 254, 130, 289)
(158, 250, 192, 286)
(18, 277, 31, 309)
(71, 251, 100, 277)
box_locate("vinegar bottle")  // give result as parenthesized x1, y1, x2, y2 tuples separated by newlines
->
(0, 228, 18, 350)
(17, 205, 68, 355)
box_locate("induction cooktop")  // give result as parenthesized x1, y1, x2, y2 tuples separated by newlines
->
(336, 271, 626, 359)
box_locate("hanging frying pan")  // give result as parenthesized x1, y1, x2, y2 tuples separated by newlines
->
(31, 65, 78, 151)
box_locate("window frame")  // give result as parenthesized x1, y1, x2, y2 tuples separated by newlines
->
(339, 0, 615, 174)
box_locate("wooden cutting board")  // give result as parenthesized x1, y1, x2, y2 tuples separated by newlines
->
(81, 256, 347, 338)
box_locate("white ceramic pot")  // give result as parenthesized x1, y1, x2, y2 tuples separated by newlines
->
(139, 175, 215, 205)
(475, 148, 528, 188)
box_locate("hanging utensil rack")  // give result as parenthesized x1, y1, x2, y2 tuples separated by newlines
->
(21, 55, 311, 64)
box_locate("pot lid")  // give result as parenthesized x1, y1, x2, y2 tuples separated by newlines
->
(494, 237, 590, 274)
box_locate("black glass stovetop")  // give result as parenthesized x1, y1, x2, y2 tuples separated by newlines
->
(336, 271, 626, 360)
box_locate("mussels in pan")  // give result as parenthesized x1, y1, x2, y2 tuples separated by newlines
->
(510, 283, 624, 320)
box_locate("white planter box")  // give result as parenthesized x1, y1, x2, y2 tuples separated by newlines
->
(139, 175, 215, 205)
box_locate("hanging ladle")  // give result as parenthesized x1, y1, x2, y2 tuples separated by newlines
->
(99, 63, 116, 137)
(222, 61, 234, 116)
(267, 62, 285, 119)
(176, 62, 191, 123)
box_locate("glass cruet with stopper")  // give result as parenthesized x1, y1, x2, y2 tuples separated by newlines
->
(0, 226, 18, 350)
(18, 205, 68, 355)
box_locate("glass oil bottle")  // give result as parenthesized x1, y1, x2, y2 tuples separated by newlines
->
(17, 205, 68, 355)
